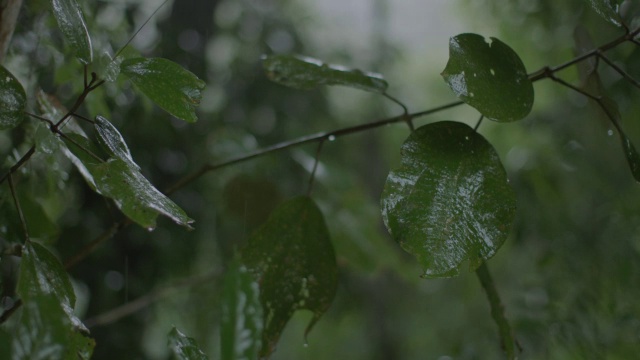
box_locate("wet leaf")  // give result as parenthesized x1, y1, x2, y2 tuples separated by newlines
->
(50, 0, 93, 64)
(91, 158, 194, 230)
(381, 122, 517, 278)
(263, 54, 388, 93)
(221, 257, 263, 360)
(12, 294, 94, 360)
(61, 132, 107, 190)
(0, 65, 26, 130)
(94, 115, 138, 169)
(120, 57, 206, 122)
(442, 33, 534, 122)
(168, 327, 209, 360)
(584, 0, 624, 26)
(242, 196, 338, 358)
(17, 241, 87, 332)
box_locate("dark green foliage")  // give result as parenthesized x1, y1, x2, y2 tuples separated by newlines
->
(0, 65, 26, 130)
(442, 33, 534, 122)
(263, 54, 388, 93)
(168, 327, 209, 360)
(381, 122, 516, 277)
(241, 197, 338, 358)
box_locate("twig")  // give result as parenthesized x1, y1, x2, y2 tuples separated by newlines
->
(0, 299, 22, 324)
(597, 53, 640, 90)
(84, 270, 219, 328)
(113, 0, 171, 59)
(64, 220, 128, 269)
(0, 146, 35, 185)
(476, 262, 520, 359)
(474, 115, 485, 132)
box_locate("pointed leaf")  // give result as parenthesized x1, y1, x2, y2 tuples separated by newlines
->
(92, 158, 194, 230)
(381, 122, 517, 278)
(61, 132, 108, 190)
(242, 196, 338, 358)
(442, 33, 534, 122)
(17, 241, 87, 332)
(263, 54, 388, 93)
(94, 115, 138, 169)
(168, 327, 209, 360)
(120, 57, 205, 122)
(221, 257, 262, 360)
(584, 0, 624, 26)
(0, 65, 26, 130)
(51, 0, 93, 64)
(12, 294, 94, 360)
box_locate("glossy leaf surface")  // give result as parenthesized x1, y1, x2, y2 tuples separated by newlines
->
(14, 241, 94, 358)
(91, 159, 194, 230)
(221, 257, 262, 360)
(120, 57, 205, 122)
(263, 54, 388, 93)
(0, 65, 26, 130)
(168, 327, 209, 360)
(381, 122, 517, 278)
(242, 196, 338, 358)
(442, 33, 533, 122)
(17, 241, 86, 331)
(584, 0, 624, 26)
(95, 115, 138, 169)
(50, 0, 93, 64)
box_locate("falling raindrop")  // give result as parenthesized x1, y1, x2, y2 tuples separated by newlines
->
(328, 135, 336, 142)
(607, 129, 614, 136)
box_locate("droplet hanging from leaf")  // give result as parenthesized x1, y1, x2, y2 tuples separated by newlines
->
(381, 121, 517, 278)
(442, 33, 534, 122)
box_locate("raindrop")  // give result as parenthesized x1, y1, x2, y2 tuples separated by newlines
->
(464, 136, 470, 141)
(490, 69, 495, 76)
(303, 342, 309, 348)
(607, 129, 614, 136)
(327, 135, 336, 142)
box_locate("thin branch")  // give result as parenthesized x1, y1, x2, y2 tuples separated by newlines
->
(476, 262, 520, 359)
(0, 299, 22, 325)
(64, 220, 128, 269)
(384, 93, 413, 131)
(598, 53, 640, 90)
(58, 132, 105, 164)
(474, 115, 485, 132)
(71, 112, 96, 125)
(8, 173, 29, 241)
(113, 0, 171, 59)
(25, 111, 54, 126)
(307, 140, 325, 196)
(84, 270, 220, 328)
(0, 146, 35, 185)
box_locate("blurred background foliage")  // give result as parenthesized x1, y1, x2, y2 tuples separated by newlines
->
(2, 0, 640, 358)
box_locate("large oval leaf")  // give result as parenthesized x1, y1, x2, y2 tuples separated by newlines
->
(94, 115, 138, 169)
(0, 65, 26, 130)
(584, 0, 624, 26)
(241, 196, 338, 359)
(381, 121, 517, 278)
(263, 54, 388, 93)
(442, 33, 534, 122)
(51, 0, 93, 64)
(120, 57, 206, 122)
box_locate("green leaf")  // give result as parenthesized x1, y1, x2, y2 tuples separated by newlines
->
(168, 327, 209, 360)
(50, 0, 93, 64)
(94, 115, 138, 169)
(221, 257, 262, 360)
(17, 241, 87, 332)
(13, 241, 94, 359)
(120, 57, 206, 122)
(242, 196, 338, 358)
(0, 65, 26, 130)
(584, 0, 624, 26)
(263, 54, 388, 93)
(381, 122, 517, 278)
(441, 33, 534, 122)
(12, 294, 94, 360)
(91, 159, 194, 230)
